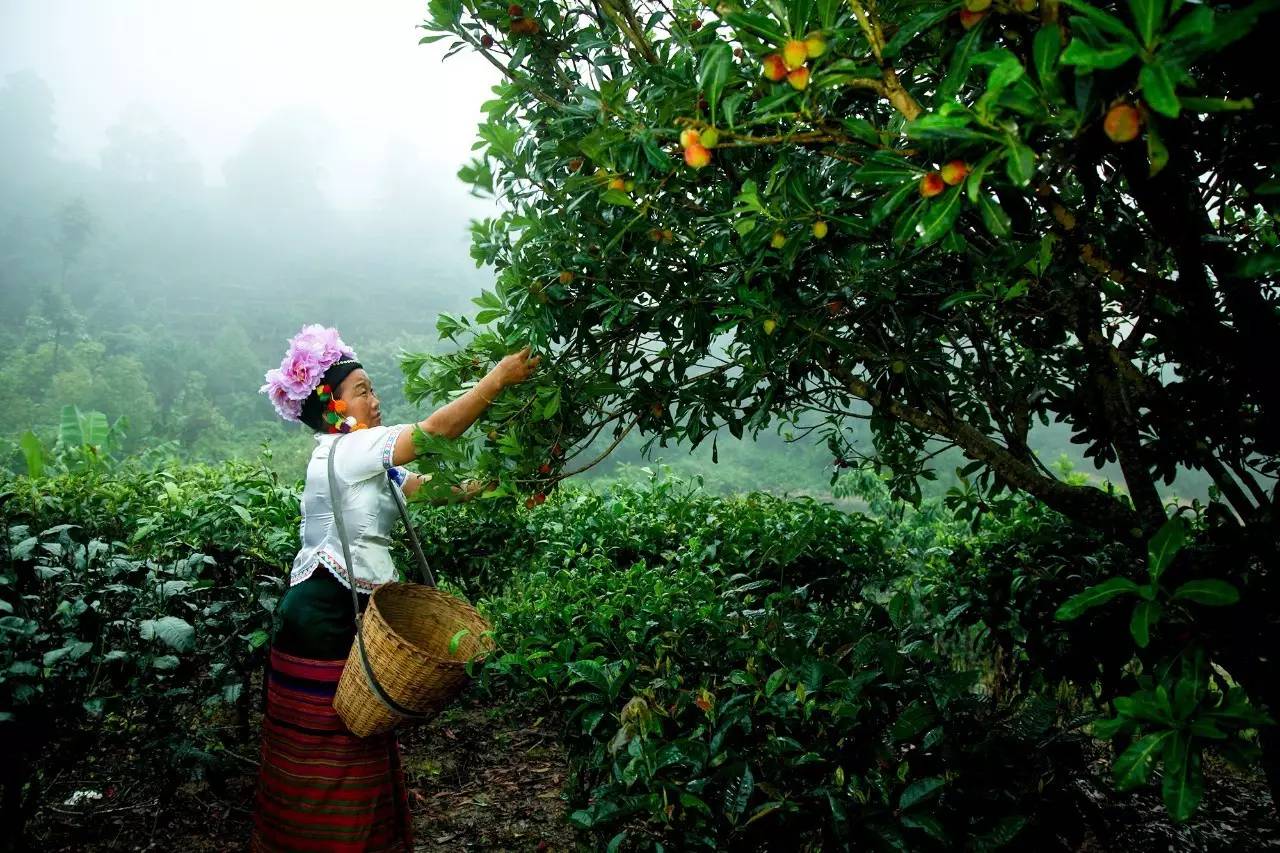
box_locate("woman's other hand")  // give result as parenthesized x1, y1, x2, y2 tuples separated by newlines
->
(493, 345, 541, 388)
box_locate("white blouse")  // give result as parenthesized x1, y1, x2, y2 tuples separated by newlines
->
(290, 423, 412, 592)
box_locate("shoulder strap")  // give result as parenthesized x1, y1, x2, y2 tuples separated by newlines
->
(386, 474, 436, 588)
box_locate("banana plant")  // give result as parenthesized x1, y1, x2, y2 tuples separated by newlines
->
(53, 405, 127, 472)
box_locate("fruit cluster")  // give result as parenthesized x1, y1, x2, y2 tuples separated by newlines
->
(761, 34, 825, 91)
(507, 3, 539, 36)
(919, 159, 969, 198)
(960, 0, 1036, 29)
(679, 126, 718, 169)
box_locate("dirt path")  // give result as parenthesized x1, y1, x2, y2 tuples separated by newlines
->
(400, 697, 579, 851)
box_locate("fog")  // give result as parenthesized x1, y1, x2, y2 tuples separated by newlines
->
(2, 1, 499, 211)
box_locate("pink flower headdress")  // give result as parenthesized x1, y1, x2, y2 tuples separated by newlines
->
(259, 324, 358, 422)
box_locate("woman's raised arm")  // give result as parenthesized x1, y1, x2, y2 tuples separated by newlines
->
(388, 345, 541, 467)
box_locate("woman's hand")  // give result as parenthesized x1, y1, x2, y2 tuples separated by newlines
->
(458, 479, 492, 502)
(492, 345, 542, 388)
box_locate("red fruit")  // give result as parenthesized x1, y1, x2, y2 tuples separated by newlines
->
(919, 172, 946, 198)
(508, 3, 524, 15)
(1104, 102, 1142, 143)
(940, 159, 969, 185)
(786, 67, 810, 91)
(534, 492, 547, 505)
(762, 54, 787, 82)
(551, 443, 564, 457)
(480, 33, 495, 48)
(568, 157, 584, 172)
(679, 128, 701, 149)
(650, 402, 664, 417)
(684, 143, 712, 169)
(826, 299, 845, 316)
(782, 39, 808, 70)
(959, 8, 986, 28)
(525, 497, 536, 509)
(539, 463, 552, 474)
(690, 18, 702, 30)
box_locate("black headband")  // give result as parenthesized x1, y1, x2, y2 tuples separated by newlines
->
(299, 359, 364, 432)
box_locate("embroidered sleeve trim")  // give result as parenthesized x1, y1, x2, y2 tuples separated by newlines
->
(381, 424, 408, 471)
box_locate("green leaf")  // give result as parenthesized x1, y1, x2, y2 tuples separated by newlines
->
(1178, 96, 1254, 113)
(1139, 62, 1181, 117)
(59, 405, 83, 449)
(915, 185, 963, 246)
(1129, 600, 1160, 647)
(969, 815, 1028, 852)
(448, 628, 471, 655)
(601, 189, 635, 207)
(1060, 39, 1137, 70)
(907, 110, 993, 143)
(723, 764, 754, 823)
(1128, 0, 1166, 47)
(1165, 5, 1213, 43)
(976, 193, 1011, 237)
(883, 6, 954, 60)
(1148, 516, 1187, 581)
(871, 180, 919, 226)
(1113, 730, 1171, 790)
(1234, 251, 1280, 277)
(698, 41, 735, 123)
(965, 149, 1002, 203)
(43, 641, 92, 667)
(1054, 577, 1142, 620)
(898, 776, 945, 810)
(1005, 141, 1036, 187)
(1201, 0, 1279, 52)
(723, 11, 785, 46)
(139, 616, 195, 653)
(1170, 579, 1239, 606)
(1115, 692, 1174, 725)
(1033, 26, 1062, 89)
(1089, 715, 1133, 739)
(891, 700, 936, 741)
(1148, 122, 1169, 176)
(1162, 730, 1204, 821)
(18, 431, 44, 478)
(855, 153, 919, 185)
(1061, 0, 1143, 46)
(938, 25, 984, 103)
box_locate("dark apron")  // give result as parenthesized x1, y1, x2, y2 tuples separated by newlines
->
(271, 568, 371, 660)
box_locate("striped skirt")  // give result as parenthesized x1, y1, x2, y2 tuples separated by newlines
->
(250, 647, 414, 852)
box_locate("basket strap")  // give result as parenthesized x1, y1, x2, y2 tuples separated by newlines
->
(327, 434, 436, 723)
(386, 475, 436, 588)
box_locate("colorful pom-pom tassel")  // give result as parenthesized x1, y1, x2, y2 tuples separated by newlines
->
(333, 399, 348, 414)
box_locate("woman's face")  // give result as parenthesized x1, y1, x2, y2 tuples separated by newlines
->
(336, 368, 383, 428)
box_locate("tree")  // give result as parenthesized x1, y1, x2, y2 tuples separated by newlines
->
(414, 0, 1279, 818)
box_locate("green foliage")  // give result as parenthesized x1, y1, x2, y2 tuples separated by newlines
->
(1053, 514, 1266, 819)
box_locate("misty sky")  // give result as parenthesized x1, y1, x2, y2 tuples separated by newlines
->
(0, 1, 502, 214)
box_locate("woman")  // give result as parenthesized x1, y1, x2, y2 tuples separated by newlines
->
(250, 324, 539, 852)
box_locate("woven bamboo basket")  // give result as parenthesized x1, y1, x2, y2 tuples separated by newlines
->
(333, 582, 494, 738)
